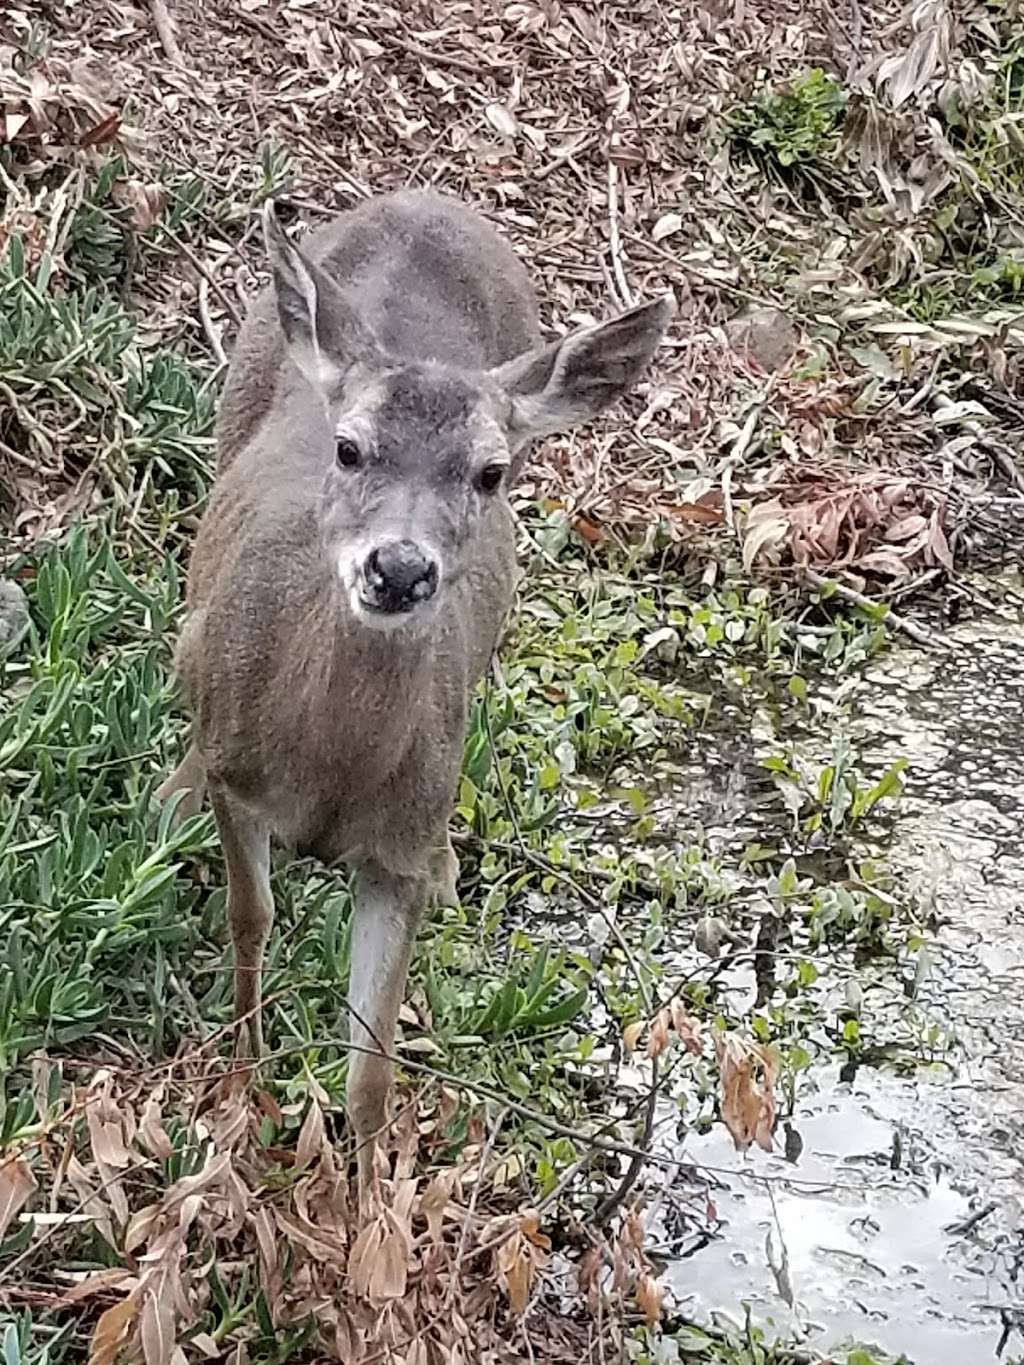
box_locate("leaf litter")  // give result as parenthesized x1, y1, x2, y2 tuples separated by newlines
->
(1, 1071, 664, 1362)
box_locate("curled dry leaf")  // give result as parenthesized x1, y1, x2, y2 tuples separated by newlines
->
(741, 500, 790, 574)
(86, 1075, 134, 1169)
(669, 998, 703, 1054)
(635, 1272, 664, 1327)
(420, 1167, 457, 1245)
(622, 1019, 644, 1054)
(642, 1002, 704, 1058)
(348, 1190, 415, 1302)
(646, 1009, 671, 1059)
(715, 1032, 780, 1153)
(0, 1153, 37, 1240)
(495, 1210, 550, 1316)
(295, 1099, 326, 1170)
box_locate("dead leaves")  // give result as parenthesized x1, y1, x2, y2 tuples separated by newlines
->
(28, 1072, 596, 1363)
(627, 998, 705, 1061)
(89, 1294, 139, 1365)
(349, 1180, 416, 1301)
(740, 464, 955, 581)
(0, 54, 139, 158)
(715, 1032, 780, 1153)
(495, 1210, 551, 1316)
(0, 1152, 37, 1241)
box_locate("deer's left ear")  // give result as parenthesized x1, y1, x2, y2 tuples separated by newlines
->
(491, 294, 675, 447)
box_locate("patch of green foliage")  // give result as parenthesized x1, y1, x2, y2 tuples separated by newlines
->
(632, 1317, 909, 1363)
(728, 68, 846, 175)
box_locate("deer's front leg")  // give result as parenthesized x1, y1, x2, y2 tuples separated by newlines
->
(211, 788, 273, 1062)
(347, 861, 424, 1201)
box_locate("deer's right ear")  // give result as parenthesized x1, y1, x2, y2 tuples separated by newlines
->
(262, 201, 376, 393)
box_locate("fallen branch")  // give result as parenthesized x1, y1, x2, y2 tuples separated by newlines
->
(147, 0, 186, 66)
(803, 567, 950, 650)
(606, 160, 633, 310)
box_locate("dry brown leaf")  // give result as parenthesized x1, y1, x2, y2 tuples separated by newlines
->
(295, 1099, 326, 1170)
(927, 507, 954, 569)
(419, 1167, 456, 1245)
(715, 1032, 779, 1153)
(495, 1211, 549, 1315)
(646, 1009, 670, 1059)
(659, 501, 725, 526)
(623, 1020, 644, 1054)
(160, 1150, 231, 1211)
(652, 212, 683, 242)
(572, 515, 604, 544)
(57, 1269, 136, 1306)
(138, 1093, 173, 1160)
(276, 1208, 348, 1268)
(0, 1154, 37, 1240)
(669, 999, 703, 1054)
(88, 1292, 138, 1365)
(86, 1079, 133, 1169)
(496, 1232, 532, 1316)
(78, 110, 121, 147)
(742, 502, 789, 574)
(636, 1272, 663, 1327)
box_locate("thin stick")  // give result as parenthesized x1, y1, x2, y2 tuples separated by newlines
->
(198, 276, 228, 367)
(606, 160, 633, 309)
(160, 223, 242, 327)
(147, 0, 186, 66)
(450, 1106, 508, 1292)
(803, 567, 950, 651)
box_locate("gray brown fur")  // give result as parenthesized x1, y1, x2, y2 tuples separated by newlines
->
(159, 188, 672, 1200)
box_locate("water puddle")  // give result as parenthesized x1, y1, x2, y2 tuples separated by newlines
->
(655, 578, 1024, 1360)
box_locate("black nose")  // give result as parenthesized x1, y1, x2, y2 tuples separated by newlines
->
(364, 540, 438, 612)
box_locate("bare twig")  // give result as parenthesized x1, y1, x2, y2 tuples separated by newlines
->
(160, 223, 242, 327)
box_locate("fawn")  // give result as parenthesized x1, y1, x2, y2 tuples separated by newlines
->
(160, 189, 672, 1195)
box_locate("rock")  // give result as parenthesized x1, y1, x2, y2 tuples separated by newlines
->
(725, 306, 799, 373)
(0, 579, 30, 656)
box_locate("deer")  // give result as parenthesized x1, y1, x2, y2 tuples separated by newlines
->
(158, 188, 673, 1199)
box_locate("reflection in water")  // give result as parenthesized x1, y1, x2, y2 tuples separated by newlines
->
(658, 588, 1024, 1361)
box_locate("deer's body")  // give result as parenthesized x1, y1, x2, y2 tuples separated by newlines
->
(161, 189, 671, 1198)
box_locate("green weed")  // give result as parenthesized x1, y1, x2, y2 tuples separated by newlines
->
(729, 69, 846, 176)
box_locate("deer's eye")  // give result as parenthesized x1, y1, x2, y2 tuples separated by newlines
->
(477, 463, 506, 494)
(335, 437, 362, 469)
